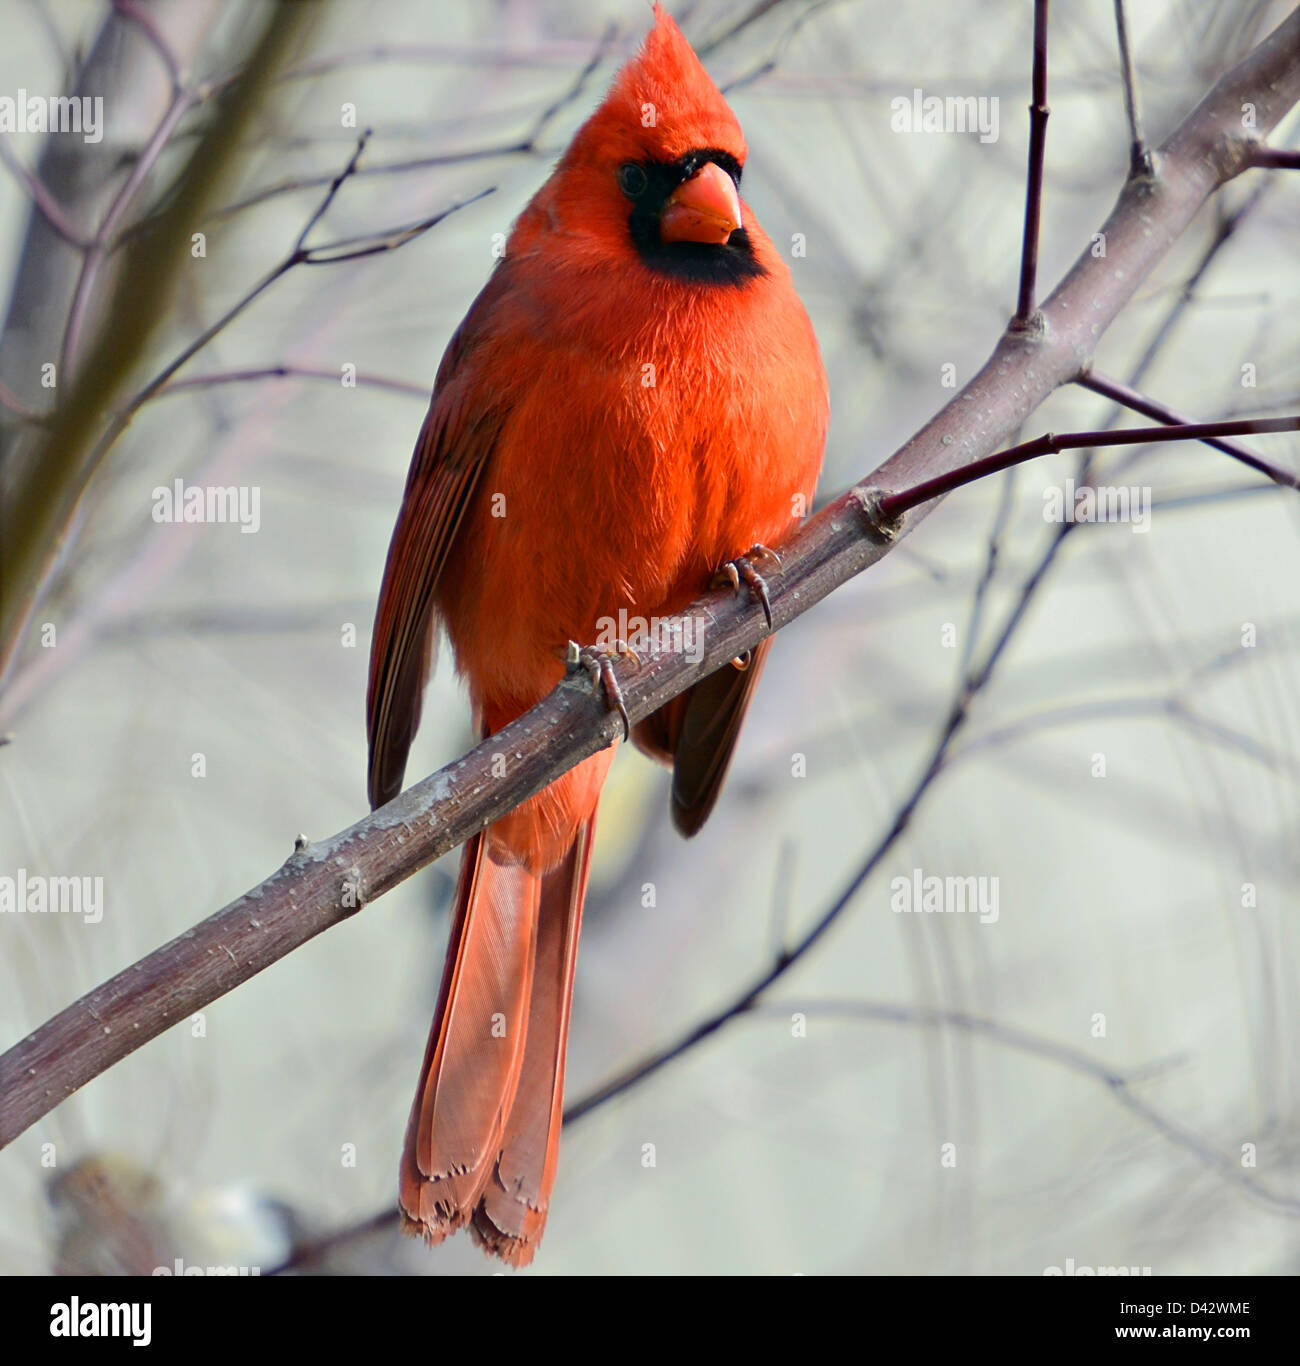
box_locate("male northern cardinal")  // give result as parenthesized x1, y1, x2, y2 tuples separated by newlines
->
(367, 4, 827, 1265)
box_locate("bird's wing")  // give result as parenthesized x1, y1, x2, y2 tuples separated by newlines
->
(366, 267, 514, 809)
(634, 638, 773, 837)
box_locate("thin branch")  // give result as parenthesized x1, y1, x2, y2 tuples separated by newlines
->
(1150, 481, 1281, 512)
(565, 698, 967, 1124)
(878, 415, 1300, 519)
(65, 156, 490, 527)
(2, 5, 1299, 1155)
(154, 365, 429, 402)
(195, 23, 617, 233)
(1077, 368, 1298, 485)
(282, 984, 1290, 1272)
(60, 85, 199, 376)
(202, 144, 523, 226)
(1116, 181, 1270, 406)
(1246, 147, 1300, 169)
(1113, 0, 1153, 176)
(292, 130, 371, 254)
(0, 138, 91, 248)
(961, 484, 1076, 697)
(298, 207, 484, 265)
(766, 837, 800, 965)
(698, 0, 790, 57)
(759, 1002, 1300, 1216)
(112, 0, 183, 90)
(719, 0, 845, 96)
(958, 696, 1300, 778)
(525, 20, 619, 145)
(957, 467, 1018, 686)
(266, 1210, 395, 1276)
(271, 40, 602, 87)
(1013, 0, 1050, 328)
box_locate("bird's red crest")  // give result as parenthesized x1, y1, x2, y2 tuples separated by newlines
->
(562, 4, 747, 170)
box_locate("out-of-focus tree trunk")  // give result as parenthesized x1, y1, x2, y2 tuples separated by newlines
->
(0, 1, 224, 455)
(0, 0, 322, 690)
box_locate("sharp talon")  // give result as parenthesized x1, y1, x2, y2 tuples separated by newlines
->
(739, 562, 773, 628)
(594, 655, 631, 740)
(748, 543, 782, 570)
(713, 563, 741, 593)
(731, 650, 752, 670)
(571, 644, 631, 740)
(714, 550, 777, 629)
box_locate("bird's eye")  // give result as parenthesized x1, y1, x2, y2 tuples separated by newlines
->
(617, 162, 648, 198)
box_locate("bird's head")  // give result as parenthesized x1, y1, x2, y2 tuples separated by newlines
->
(542, 4, 767, 287)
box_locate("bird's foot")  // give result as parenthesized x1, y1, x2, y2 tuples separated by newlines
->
(561, 639, 640, 740)
(713, 543, 781, 628)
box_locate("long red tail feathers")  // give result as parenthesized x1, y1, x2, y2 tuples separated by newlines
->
(399, 818, 597, 1267)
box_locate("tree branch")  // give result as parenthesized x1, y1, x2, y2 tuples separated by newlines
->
(1113, 0, 1153, 176)
(878, 416, 1299, 517)
(1077, 368, 1298, 486)
(1246, 146, 1300, 169)
(1013, 0, 1050, 328)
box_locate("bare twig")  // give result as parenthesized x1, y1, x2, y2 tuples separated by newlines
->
(266, 1210, 396, 1276)
(292, 131, 371, 254)
(1012, 0, 1050, 328)
(112, 0, 183, 90)
(284, 983, 1300, 1272)
(525, 20, 620, 144)
(565, 696, 967, 1123)
(0, 138, 91, 248)
(698, 0, 791, 57)
(154, 365, 429, 402)
(762, 1002, 1300, 1216)
(1116, 182, 1270, 407)
(202, 145, 522, 225)
(1246, 147, 1300, 169)
(60, 86, 198, 376)
(719, 0, 845, 95)
(0, 0, 227, 455)
(877, 416, 1300, 518)
(958, 695, 1300, 778)
(1113, 0, 1153, 176)
(957, 468, 1018, 686)
(33, 140, 489, 613)
(197, 22, 617, 231)
(1077, 369, 1298, 485)
(102, 176, 489, 419)
(273, 40, 602, 86)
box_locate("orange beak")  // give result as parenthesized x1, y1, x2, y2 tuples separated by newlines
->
(659, 161, 743, 245)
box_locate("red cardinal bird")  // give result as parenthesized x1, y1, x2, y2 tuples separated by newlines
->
(367, 4, 827, 1265)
